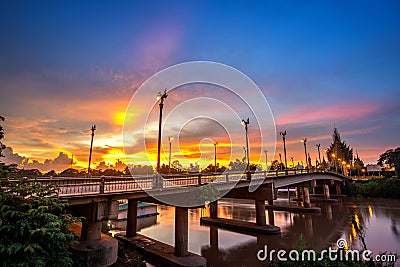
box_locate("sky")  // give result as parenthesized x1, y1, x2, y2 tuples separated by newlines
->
(0, 0, 399, 172)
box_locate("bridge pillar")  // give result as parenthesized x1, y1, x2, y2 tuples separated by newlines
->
(126, 199, 138, 237)
(255, 200, 266, 226)
(311, 180, 317, 194)
(175, 207, 188, 257)
(335, 183, 342, 195)
(302, 187, 311, 208)
(70, 202, 118, 266)
(295, 187, 301, 199)
(323, 184, 330, 199)
(210, 201, 218, 219)
(210, 226, 219, 249)
(81, 220, 102, 241)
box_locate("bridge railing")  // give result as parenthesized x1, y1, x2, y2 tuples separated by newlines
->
(1, 168, 328, 197)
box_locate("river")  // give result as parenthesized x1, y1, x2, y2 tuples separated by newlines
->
(129, 197, 399, 266)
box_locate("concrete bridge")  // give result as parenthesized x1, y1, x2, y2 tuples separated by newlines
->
(33, 170, 349, 266)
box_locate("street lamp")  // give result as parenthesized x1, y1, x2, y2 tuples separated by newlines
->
(301, 138, 308, 169)
(264, 150, 268, 170)
(88, 125, 96, 175)
(241, 118, 250, 172)
(214, 142, 218, 173)
(156, 89, 168, 173)
(316, 144, 321, 168)
(280, 130, 288, 173)
(291, 157, 294, 169)
(168, 136, 174, 174)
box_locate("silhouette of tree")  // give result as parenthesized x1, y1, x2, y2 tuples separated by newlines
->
(202, 164, 227, 173)
(59, 168, 86, 177)
(378, 147, 400, 176)
(270, 160, 284, 170)
(228, 159, 246, 171)
(44, 170, 57, 177)
(102, 168, 123, 176)
(124, 165, 154, 175)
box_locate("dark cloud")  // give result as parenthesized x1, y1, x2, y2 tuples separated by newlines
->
(1, 146, 72, 172)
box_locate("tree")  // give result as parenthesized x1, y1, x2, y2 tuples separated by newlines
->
(228, 159, 246, 172)
(270, 160, 284, 171)
(378, 147, 400, 176)
(0, 177, 79, 266)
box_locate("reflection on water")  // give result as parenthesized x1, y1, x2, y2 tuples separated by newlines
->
(136, 197, 399, 266)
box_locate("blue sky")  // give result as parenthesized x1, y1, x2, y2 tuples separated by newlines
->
(1, 0, 399, 171)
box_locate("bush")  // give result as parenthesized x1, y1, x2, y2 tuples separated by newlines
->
(0, 177, 79, 266)
(346, 178, 400, 199)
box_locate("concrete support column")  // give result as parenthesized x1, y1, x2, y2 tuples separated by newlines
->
(311, 180, 317, 194)
(126, 199, 138, 237)
(81, 220, 102, 241)
(210, 226, 218, 249)
(255, 200, 266, 226)
(335, 183, 341, 196)
(302, 187, 311, 208)
(210, 201, 218, 219)
(323, 184, 330, 199)
(266, 200, 274, 225)
(296, 187, 301, 199)
(175, 207, 188, 257)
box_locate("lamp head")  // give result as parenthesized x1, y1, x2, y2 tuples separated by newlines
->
(241, 118, 249, 126)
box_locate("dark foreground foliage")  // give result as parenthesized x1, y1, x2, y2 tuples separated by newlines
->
(0, 177, 79, 266)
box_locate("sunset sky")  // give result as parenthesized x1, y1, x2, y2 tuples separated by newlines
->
(1, 1, 399, 172)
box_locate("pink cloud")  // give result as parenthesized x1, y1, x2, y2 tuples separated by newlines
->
(275, 102, 379, 126)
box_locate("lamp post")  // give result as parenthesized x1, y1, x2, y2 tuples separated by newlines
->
(280, 130, 288, 173)
(88, 125, 96, 174)
(168, 136, 173, 173)
(264, 150, 268, 170)
(316, 144, 321, 168)
(214, 142, 218, 173)
(291, 157, 294, 169)
(301, 138, 308, 169)
(156, 89, 168, 173)
(279, 153, 282, 170)
(241, 118, 250, 172)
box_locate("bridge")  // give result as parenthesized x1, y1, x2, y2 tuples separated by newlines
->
(29, 170, 349, 266)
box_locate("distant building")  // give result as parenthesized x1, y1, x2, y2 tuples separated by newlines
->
(366, 164, 381, 172)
